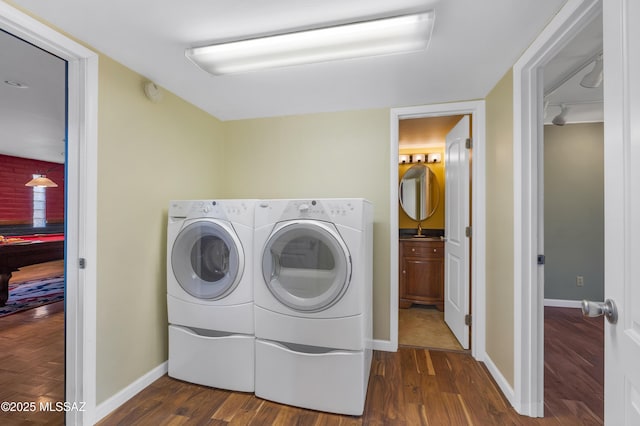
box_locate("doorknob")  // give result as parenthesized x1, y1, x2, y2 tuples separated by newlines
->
(581, 299, 618, 324)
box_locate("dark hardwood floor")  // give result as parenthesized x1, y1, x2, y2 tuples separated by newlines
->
(543, 306, 604, 424)
(0, 286, 603, 425)
(0, 260, 65, 426)
(0, 301, 64, 425)
(99, 306, 603, 425)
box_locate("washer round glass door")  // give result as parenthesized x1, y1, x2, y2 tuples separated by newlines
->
(262, 220, 352, 312)
(172, 219, 243, 299)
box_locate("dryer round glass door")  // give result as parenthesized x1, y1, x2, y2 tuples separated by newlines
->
(171, 219, 244, 299)
(262, 220, 352, 312)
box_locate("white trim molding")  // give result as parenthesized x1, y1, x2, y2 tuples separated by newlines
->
(0, 3, 99, 425)
(483, 353, 516, 408)
(389, 101, 486, 361)
(512, 0, 602, 417)
(372, 338, 397, 352)
(95, 362, 168, 423)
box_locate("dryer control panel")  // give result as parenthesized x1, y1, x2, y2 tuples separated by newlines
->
(257, 199, 370, 230)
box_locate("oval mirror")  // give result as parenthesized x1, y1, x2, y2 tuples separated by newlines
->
(399, 164, 439, 221)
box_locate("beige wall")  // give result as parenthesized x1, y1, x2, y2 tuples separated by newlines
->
(222, 111, 391, 340)
(96, 55, 225, 403)
(7, 0, 525, 407)
(485, 69, 515, 387)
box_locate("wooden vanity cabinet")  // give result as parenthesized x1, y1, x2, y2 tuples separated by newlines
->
(399, 239, 444, 310)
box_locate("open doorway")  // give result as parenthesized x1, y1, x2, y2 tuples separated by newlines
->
(397, 115, 465, 351)
(511, 0, 604, 417)
(541, 11, 604, 421)
(0, 3, 99, 423)
(0, 28, 67, 425)
(390, 101, 486, 358)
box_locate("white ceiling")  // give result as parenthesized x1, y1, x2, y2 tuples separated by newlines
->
(543, 12, 603, 125)
(3, 0, 597, 163)
(7, 0, 567, 120)
(0, 29, 66, 163)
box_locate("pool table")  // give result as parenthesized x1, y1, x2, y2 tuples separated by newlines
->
(0, 233, 65, 306)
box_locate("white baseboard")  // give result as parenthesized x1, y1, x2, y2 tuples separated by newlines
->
(543, 299, 583, 308)
(372, 338, 397, 352)
(482, 352, 516, 409)
(95, 361, 168, 423)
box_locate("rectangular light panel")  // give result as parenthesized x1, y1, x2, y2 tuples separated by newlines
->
(186, 11, 435, 75)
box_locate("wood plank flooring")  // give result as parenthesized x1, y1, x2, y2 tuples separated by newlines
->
(99, 307, 603, 425)
(0, 301, 64, 425)
(543, 306, 604, 425)
(0, 290, 603, 425)
(0, 260, 65, 426)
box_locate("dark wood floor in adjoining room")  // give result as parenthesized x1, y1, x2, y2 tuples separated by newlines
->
(0, 260, 65, 426)
(0, 291, 603, 425)
(0, 301, 65, 425)
(543, 306, 604, 424)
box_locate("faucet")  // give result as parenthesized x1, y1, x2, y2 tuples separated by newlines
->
(417, 222, 423, 236)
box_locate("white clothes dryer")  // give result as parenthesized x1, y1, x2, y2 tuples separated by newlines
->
(253, 198, 373, 415)
(167, 199, 256, 392)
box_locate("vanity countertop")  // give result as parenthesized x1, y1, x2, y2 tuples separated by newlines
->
(399, 235, 444, 241)
(399, 228, 445, 241)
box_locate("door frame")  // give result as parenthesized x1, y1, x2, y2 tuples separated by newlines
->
(0, 3, 99, 425)
(512, 0, 601, 417)
(389, 101, 486, 361)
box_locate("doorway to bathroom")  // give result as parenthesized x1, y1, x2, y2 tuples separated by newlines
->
(397, 115, 466, 351)
(390, 102, 484, 356)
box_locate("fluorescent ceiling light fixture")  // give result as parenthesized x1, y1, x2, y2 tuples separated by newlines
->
(186, 11, 435, 75)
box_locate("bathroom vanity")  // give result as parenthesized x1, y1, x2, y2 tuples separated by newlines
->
(398, 161, 444, 310)
(399, 237, 444, 310)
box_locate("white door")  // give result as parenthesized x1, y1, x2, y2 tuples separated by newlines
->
(444, 115, 470, 349)
(601, 0, 640, 423)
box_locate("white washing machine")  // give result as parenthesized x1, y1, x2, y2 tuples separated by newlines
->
(253, 198, 373, 415)
(167, 199, 256, 392)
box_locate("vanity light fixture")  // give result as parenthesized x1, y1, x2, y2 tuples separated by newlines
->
(186, 11, 435, 75)
(427, 153, 441, 163)
(411, 154, 426, 163)
(25, 175, 58, 188)
(399, 154, 411, 164)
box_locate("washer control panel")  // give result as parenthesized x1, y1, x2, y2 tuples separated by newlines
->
(168, 200, 255, 225)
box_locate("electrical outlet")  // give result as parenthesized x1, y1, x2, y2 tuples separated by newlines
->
(576, 275, 584, 287)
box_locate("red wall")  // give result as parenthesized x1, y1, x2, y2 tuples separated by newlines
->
(0, 154, 65, 225)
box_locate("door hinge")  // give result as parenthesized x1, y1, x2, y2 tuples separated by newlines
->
(465, 138, 472, 149)
(79, 258, 86, 269)
(465, 226, 472, 238)
(465, 314, 472, 326)
(537, 254, 545, 265)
